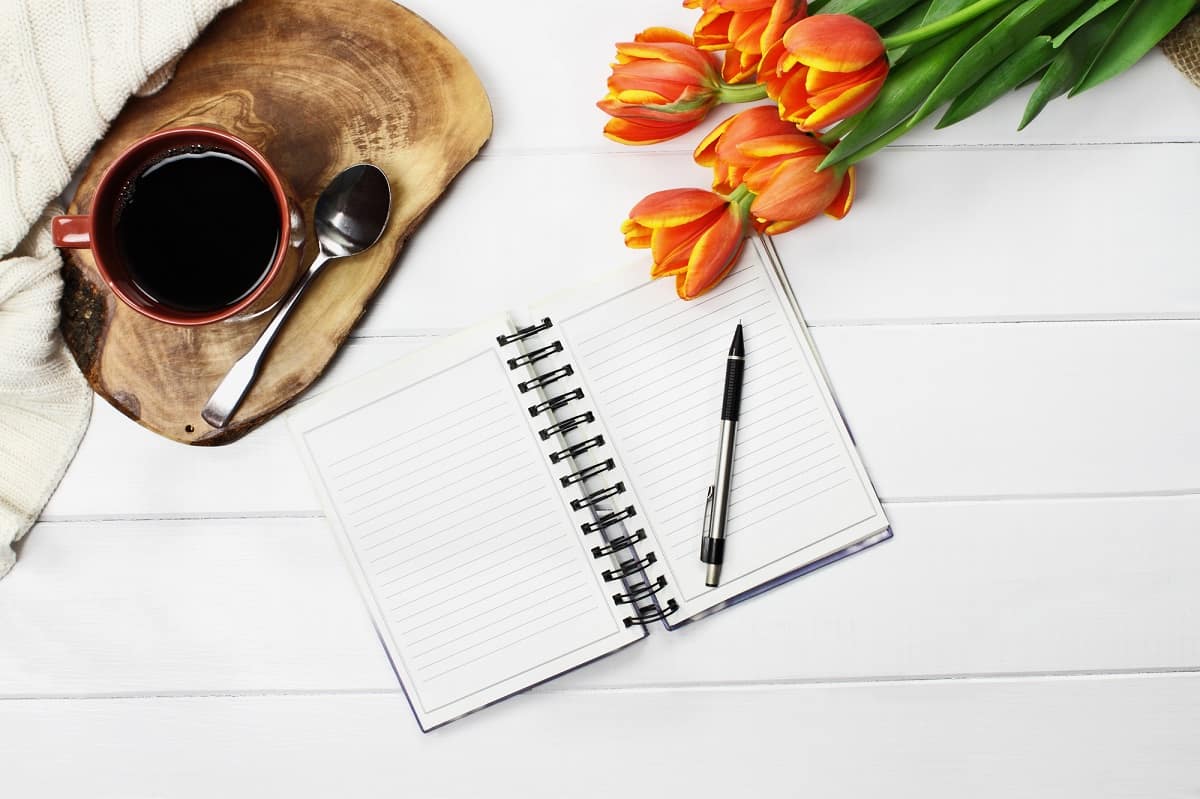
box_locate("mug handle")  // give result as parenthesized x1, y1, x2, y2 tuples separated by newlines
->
(52, 215, 91, 248)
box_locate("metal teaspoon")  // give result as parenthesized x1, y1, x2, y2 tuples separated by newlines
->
(201, 163, 392, 429)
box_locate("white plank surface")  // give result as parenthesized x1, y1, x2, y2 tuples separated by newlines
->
(0, 518, 394, 696)
(2, 675, 1198, 798)
(7, 496, 1200, 697)
(8, 0, 1200, 795)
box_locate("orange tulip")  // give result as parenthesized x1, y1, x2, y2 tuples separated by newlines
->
(623, 188, 751, 299)
(759, 13, 887, 132)
(695, 107, 855, 234)
(684, 0, 808, 83)
(599, 28, 725, 145)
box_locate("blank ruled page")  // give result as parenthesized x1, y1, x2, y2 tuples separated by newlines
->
(288, 321, 642, 730)
(536, 251, 889, 620)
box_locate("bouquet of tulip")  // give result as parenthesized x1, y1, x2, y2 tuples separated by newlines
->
(601, 0, 1197, 299)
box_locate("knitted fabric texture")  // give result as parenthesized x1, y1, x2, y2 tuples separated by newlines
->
(0, 0, 238, 578)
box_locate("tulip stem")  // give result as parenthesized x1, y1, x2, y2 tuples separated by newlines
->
(716, 80, 769, 104)
(880, 0, 1014, 49)
(728, 183, 753, 205)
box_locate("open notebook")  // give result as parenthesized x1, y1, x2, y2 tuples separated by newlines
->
(287, 236, 891, 730)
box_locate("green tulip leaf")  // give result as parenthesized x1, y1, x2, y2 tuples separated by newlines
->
(891, 0, 983, 66)
(820, 1, 1016, 170)
(937, 35, 1054, 128)
(908, 0, 1091, 128)
(1051, 0, 1125, 47)
(812, 0, 928, 27)
(879, 0, 935, 36)
(1073, 0, 1196, 95)
(1020, 0, 1131, 129)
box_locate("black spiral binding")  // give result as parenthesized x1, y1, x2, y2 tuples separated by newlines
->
(561, 459, 614, 487)
(500, 318, 678, 628)
(496, 318, 553, 346)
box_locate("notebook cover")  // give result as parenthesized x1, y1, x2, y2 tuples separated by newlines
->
(661, 527, 892, 629)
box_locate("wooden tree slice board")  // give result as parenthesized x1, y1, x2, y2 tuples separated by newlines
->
(60, 0, 492, 445)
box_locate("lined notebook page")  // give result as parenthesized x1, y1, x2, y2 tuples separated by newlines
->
(533, 251, 888, 620)
(288, 319, 643, 731)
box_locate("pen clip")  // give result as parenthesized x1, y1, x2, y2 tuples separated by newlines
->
(700, 485, 715, 542)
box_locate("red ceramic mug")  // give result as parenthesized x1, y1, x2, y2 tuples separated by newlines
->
(52, 126, 299, 326)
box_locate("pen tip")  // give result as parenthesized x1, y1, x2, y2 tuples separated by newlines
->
(729, 322, 744, 357)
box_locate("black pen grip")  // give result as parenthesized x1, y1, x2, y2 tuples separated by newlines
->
(720, 357, 744, 421)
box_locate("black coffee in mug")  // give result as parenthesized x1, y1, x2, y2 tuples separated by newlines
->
(114, 147, 281, 313)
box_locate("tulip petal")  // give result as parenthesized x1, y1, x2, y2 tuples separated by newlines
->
(760, 0, 808, 55)
(782, 14, 884, 73)
(729, 12, 768, 51)
(610, 88, 671, 105)
(629, 188, 727, 228)
(721, 0, 776, 10)
(749, 155, 838, 226)
(725, 104, 800, 139)
(806, 59, 888, 102)
(622, 218, 653, 249)
(801, 74, 885, 131)
(761, 217, 805, 235)
(824, 167, 855, 220)
(608, 58, 718, 95)
(678, 205, 748, 300)
(603, 117, 695, 145)
(695, 9, 733, 50)
(776, 70, 814, 124)
(617, 39, 719, 75)
(737, 133, 827, 159)
(635, 27, 697, 46)
(694, 112, 740, 166)
(651, 218, 710, 277)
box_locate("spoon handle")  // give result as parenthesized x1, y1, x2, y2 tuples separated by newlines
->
(201, 251, 331, 429)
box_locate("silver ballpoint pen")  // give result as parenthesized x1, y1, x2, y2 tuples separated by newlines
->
(700, 322, 744, 587)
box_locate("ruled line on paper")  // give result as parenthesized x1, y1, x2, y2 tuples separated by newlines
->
(666, 468, 852, 551)
(591, 320, 785, 389)
(591, 315, 781, 405)
(325, 392, 502, 470)
(342, 434, 532, 509)
(362, 497, 554, 553)
(409, 581, 588, 660)
(577, 271, 759, 364)
(648, 424, 832, 500)
(400, 563, 581, 638)
(614, 368, 803, 447)
(332, 419, 518, 498)
(378, 523, 562, 590)
(387, 542, 569, 606)
(354, 476, 545, 538)
(422, 604, 599, 683)
(368, 506, 560, 567)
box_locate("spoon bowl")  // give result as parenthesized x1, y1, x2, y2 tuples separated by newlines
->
(314, 164, 392, 259)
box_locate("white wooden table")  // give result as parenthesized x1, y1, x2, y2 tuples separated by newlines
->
(4, 2, 1200, 795)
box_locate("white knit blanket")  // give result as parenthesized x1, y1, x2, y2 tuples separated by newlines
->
(0, 0, 238, 579)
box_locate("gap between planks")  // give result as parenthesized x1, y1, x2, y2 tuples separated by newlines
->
(347, 317, 1200, 341)
(35, 490, 1200, 524)
(4, 666, 1199, 704)
(473, 139, 1200, 161)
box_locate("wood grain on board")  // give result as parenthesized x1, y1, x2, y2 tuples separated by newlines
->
(60, 0, 492, 445)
